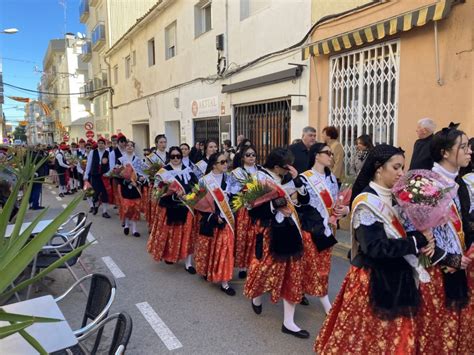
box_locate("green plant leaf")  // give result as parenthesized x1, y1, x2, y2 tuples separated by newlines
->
(0, 195, 83, 295)
(0, 208, 49, 271)
(0, 242, 92, 300)
(0, 309, 61, 323)
(0, 174, 23, 252)
(19, 329, 48, 355)
(0, 320, 34, 339)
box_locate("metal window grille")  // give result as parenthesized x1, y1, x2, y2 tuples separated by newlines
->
(329, 40, 400, 175)
(194, 117, 220, 144)
(234, 99, 291, 164)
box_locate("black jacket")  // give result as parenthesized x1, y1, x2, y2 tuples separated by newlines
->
(409, 135, 434, 170)
(289, 141, 312, 173)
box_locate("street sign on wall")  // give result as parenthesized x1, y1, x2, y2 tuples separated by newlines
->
(84, 121, 94, 130)
(86, 130, 94, 139)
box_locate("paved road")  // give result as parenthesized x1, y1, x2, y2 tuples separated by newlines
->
(20, 184, 351, 354)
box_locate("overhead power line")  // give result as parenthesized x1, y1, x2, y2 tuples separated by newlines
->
(3, 82, 111, 96)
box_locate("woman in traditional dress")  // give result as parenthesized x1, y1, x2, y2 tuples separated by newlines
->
(193, 139, 218, 179)
(118, 141, 145, 237)
(230, 145, 261, 279)
(147, 146, 198, 273)
(412, 126, 473, 353)
(180, 143, 194, 169)
(150, 134, 169, 165)
(243, 148, 310, 339)
(298, 143, 347, 314)
(193, 152, 236, 296)
(315, 144, 431, 354)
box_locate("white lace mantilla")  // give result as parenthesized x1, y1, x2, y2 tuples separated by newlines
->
(304, 173, 338, 236)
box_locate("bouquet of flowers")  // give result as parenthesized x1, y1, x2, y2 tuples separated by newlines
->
(66, 154, 79, 167)
(106, 165, 125, 178)
(231, 175, 286, 212)
(180, 184, 209, 211)
(143, 159, 163, 181)
(152, 180, 184, 201)
(328, 182, 352, 226)
(392, 169, 458, 266)
(83, 180, 95, 198)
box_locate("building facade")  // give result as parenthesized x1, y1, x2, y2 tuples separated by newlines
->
(79, 0, 157, 141)
(304, 0, 472, 174)
(105, 0, 316, 157)
(41, 34, 90, 143)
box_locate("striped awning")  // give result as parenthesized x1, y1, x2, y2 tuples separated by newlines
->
(302, 0, 454, 60)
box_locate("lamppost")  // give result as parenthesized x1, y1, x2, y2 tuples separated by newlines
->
(1, 28, 20, 144)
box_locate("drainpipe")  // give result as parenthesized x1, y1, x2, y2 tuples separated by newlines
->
(434, 21, 443, 86)
(104, 56, 114, 135)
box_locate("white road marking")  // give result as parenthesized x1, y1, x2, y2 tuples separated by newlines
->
(136, 302, 183, 351)
(55, 196, 62, 201)
(51, 190, 57, 195)
(101, 256, 125, 278)
(87, 232, 98, 244)
(61, 204, 67, 209)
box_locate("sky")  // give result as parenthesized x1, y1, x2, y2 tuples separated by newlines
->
(0, 0, 83, 126)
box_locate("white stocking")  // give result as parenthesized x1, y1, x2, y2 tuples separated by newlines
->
(283, 299, 300, 332)
(124, 218, 129, 228)
(130, 221, 137, 234)
(221, 281, 230, 289)
(318, 295, 332, 315)
(102, 203, 108, 213)
(87, 197, 94, 208)
(185, 255, 193, 268)
(252, 295, 262, 306)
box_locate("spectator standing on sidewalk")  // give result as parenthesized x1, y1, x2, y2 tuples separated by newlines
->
(29, 147, 48, 210)
(322, 126, 345, 183)
(289, 126, 317, 173)
(409, 117, 436, 170)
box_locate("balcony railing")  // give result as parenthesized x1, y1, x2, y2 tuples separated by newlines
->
(92, 23, 106, 49)
(80, 77, 104, 99)
(79, 0, 90, 23)
(81, 40, 92, 62)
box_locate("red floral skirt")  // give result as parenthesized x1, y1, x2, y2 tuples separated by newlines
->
(234, 208, 257, 269)
(119, 186, 141, 221)
(315, 266, 416, 354)
(103, 177, 115, 205)
(244, 224, 303, 304)
(458, 267, 474, 354)
(194, 224, 234, 283)
(415, 266, 468, 353)
(147, 205, 194, 263)
(301, 231, 332, 297)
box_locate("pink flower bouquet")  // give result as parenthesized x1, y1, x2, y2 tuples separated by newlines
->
(392, 170, 457, 267)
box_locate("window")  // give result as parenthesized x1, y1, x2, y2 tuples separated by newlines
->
(148, 38, 155, 66)
(240, 0, 269, 20)
(125, 55, 131, 79)
(165, 21, 177, 60)
(194, 0, 212, 37)
(329, 40, 400, 175)
(132, 50, 136, 66)
(113, 65, 118, 84)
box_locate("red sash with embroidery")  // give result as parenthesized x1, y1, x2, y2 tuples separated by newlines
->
(203, 174, 235, 232)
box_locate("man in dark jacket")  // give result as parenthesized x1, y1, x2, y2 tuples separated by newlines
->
(29, 147, 48, 210)
(409, 118, 436, 170)
(289, 126, 317, 173)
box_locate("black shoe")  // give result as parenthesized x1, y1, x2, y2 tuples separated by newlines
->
(202, 275, 208, 281)
(64, 191, 71, 195)
(281, 324, 310, 339)
(251, 301, 262, 315)
(114, 206, 118, 209)
(165, 261, 174, 265)
(220, 285, 236, 296)
(185, 266, 196, 275)
(93, 207, 98, 215)
(124, 227, 129, 235)
(133, 232, 140, 237)
(121, 223, 125, 227)
(32, 206, 45, 210)
(89, 207, 94, 213)
(238, 270, 247, 279)
(102, 212, 111, 219)
(82, 195, 87, 201)
(59, 193, 65, 198)
(300, 295, 310, 306)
